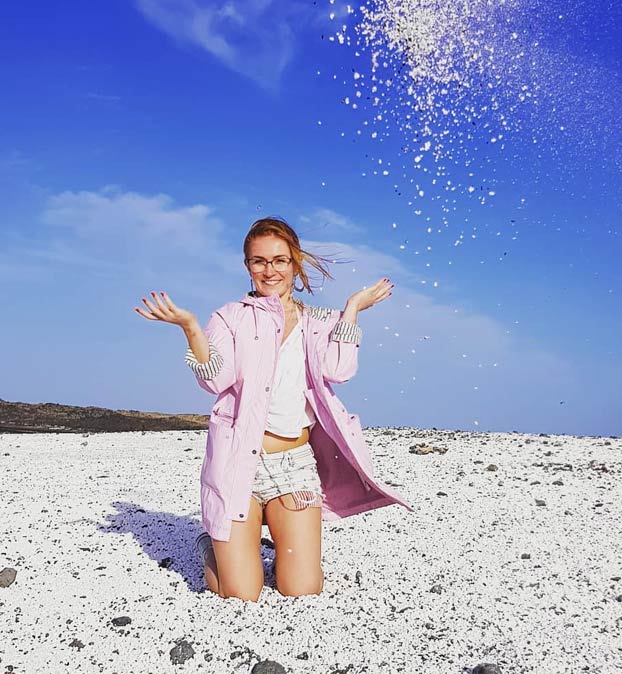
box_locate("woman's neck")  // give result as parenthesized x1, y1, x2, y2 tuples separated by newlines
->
(279, 294, 297, 314)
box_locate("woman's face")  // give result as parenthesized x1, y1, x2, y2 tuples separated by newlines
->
(246, 235, 295, 300)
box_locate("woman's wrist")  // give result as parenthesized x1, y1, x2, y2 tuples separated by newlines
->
(181, 315, 201, 335)
(341, 301, 360, 324)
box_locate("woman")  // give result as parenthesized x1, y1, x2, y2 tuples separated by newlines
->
(135, 217, 413, 602)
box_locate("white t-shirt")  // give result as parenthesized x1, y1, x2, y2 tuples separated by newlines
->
(265, 306, 317, 438)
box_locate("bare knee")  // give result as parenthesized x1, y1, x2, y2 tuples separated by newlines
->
(206, 560, 263, 602)
(277, 567, 324, 597)
(219, 583, 263, 602)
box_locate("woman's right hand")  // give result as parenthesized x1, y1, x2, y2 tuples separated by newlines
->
(135, 291, 197, 330)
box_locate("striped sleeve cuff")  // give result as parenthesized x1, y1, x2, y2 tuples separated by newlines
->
(331, 320, 362, 345)
(185, 344, 224, 380)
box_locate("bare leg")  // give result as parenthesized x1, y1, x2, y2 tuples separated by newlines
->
(205, 496, 264, 602)
(264, 494, 324, 597)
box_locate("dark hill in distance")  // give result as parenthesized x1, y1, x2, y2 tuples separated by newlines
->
(0, 399, 209, 433)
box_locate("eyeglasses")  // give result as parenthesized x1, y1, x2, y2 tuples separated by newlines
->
(246, 256, 292, 272)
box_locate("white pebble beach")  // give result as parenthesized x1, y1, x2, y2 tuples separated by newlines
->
(1, 428, 620, 674)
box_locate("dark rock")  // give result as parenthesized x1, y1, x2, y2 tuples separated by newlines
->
(111, 616, 131, 627)
(485, 464, 498, 471)
(355, 570, 363, 585)
(615, 595, 622, 602)
(535, 499, 546, 506)
(296, 652, 310, 660)
(472, 664, 503, 674)
(436, 491, 448, 497)
(159, 557, 173, 568)
(170, 639, 195, 665)
(552, 479, 564, 486)
(251, 660, 286, 674)
(430, 584, 443, 594)
(69, 639, 85, 650)
(0, 568, 17, 588)
(521, 553, 531, 560)
(0, 399, 209, 433)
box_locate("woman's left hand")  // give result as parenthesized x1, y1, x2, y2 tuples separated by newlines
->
(347, 278, 394, 312)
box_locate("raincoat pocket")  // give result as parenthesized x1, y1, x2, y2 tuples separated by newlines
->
(209, 407, 236, 428)
(203, 420, 236, 491)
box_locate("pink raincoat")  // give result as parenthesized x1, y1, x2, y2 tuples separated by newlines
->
(190, 291, 414, 541)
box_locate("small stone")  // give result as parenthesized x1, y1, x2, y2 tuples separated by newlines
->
(615, 595, 622, 602)
(409, 443, 447, 455)
(535, 499, 546, 506)
(296, 652, 310, 660)
(430, 584, 443, 594)
(69, 639, 85, 650)
(355, 570, 363, 585)
(552, 479, 564, 486)
(170, 639, 195, 665)
(159, 557, 173, 569)
(521, 553, 531, 559)
(111, 616, 131, 627)
(485, 464, 498, 471)
(472, 664, 503, 674)
(436, 491, 448, 497)
(251, 660, 286, 674)
(0, 568, 17, 588)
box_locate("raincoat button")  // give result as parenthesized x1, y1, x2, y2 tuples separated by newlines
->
(239, 513, 244, 518)
(252, 449, 257, 454)
(277, 328, 281, 333)
(265, 386, 270, 392)
(254, 336, 259, 340)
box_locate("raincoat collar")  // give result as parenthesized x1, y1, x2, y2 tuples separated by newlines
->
(239, 290, 307, 340)
(239, 290, 305, 311)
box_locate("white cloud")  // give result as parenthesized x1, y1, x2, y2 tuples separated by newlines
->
(42, 186, 222, 249)
(2, 187, 242, 292)
(84, 93, 122, 104)
(2, 186, 583, 432)
(300, 207, 364, 235)
(134, 0, 297, 90)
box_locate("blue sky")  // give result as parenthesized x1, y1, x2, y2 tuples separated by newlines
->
(1, 0, 620, 436)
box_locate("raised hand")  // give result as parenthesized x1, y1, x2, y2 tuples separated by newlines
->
(135, 291, 196, 329)
(346, 278, 394, 312)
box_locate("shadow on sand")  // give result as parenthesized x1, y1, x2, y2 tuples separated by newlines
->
(97, 501, 276, 593)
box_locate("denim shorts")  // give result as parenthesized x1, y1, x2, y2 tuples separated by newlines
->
(251, 441, 325, 509)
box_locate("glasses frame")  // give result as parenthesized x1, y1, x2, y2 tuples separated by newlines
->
(245, 256, 293, 272)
